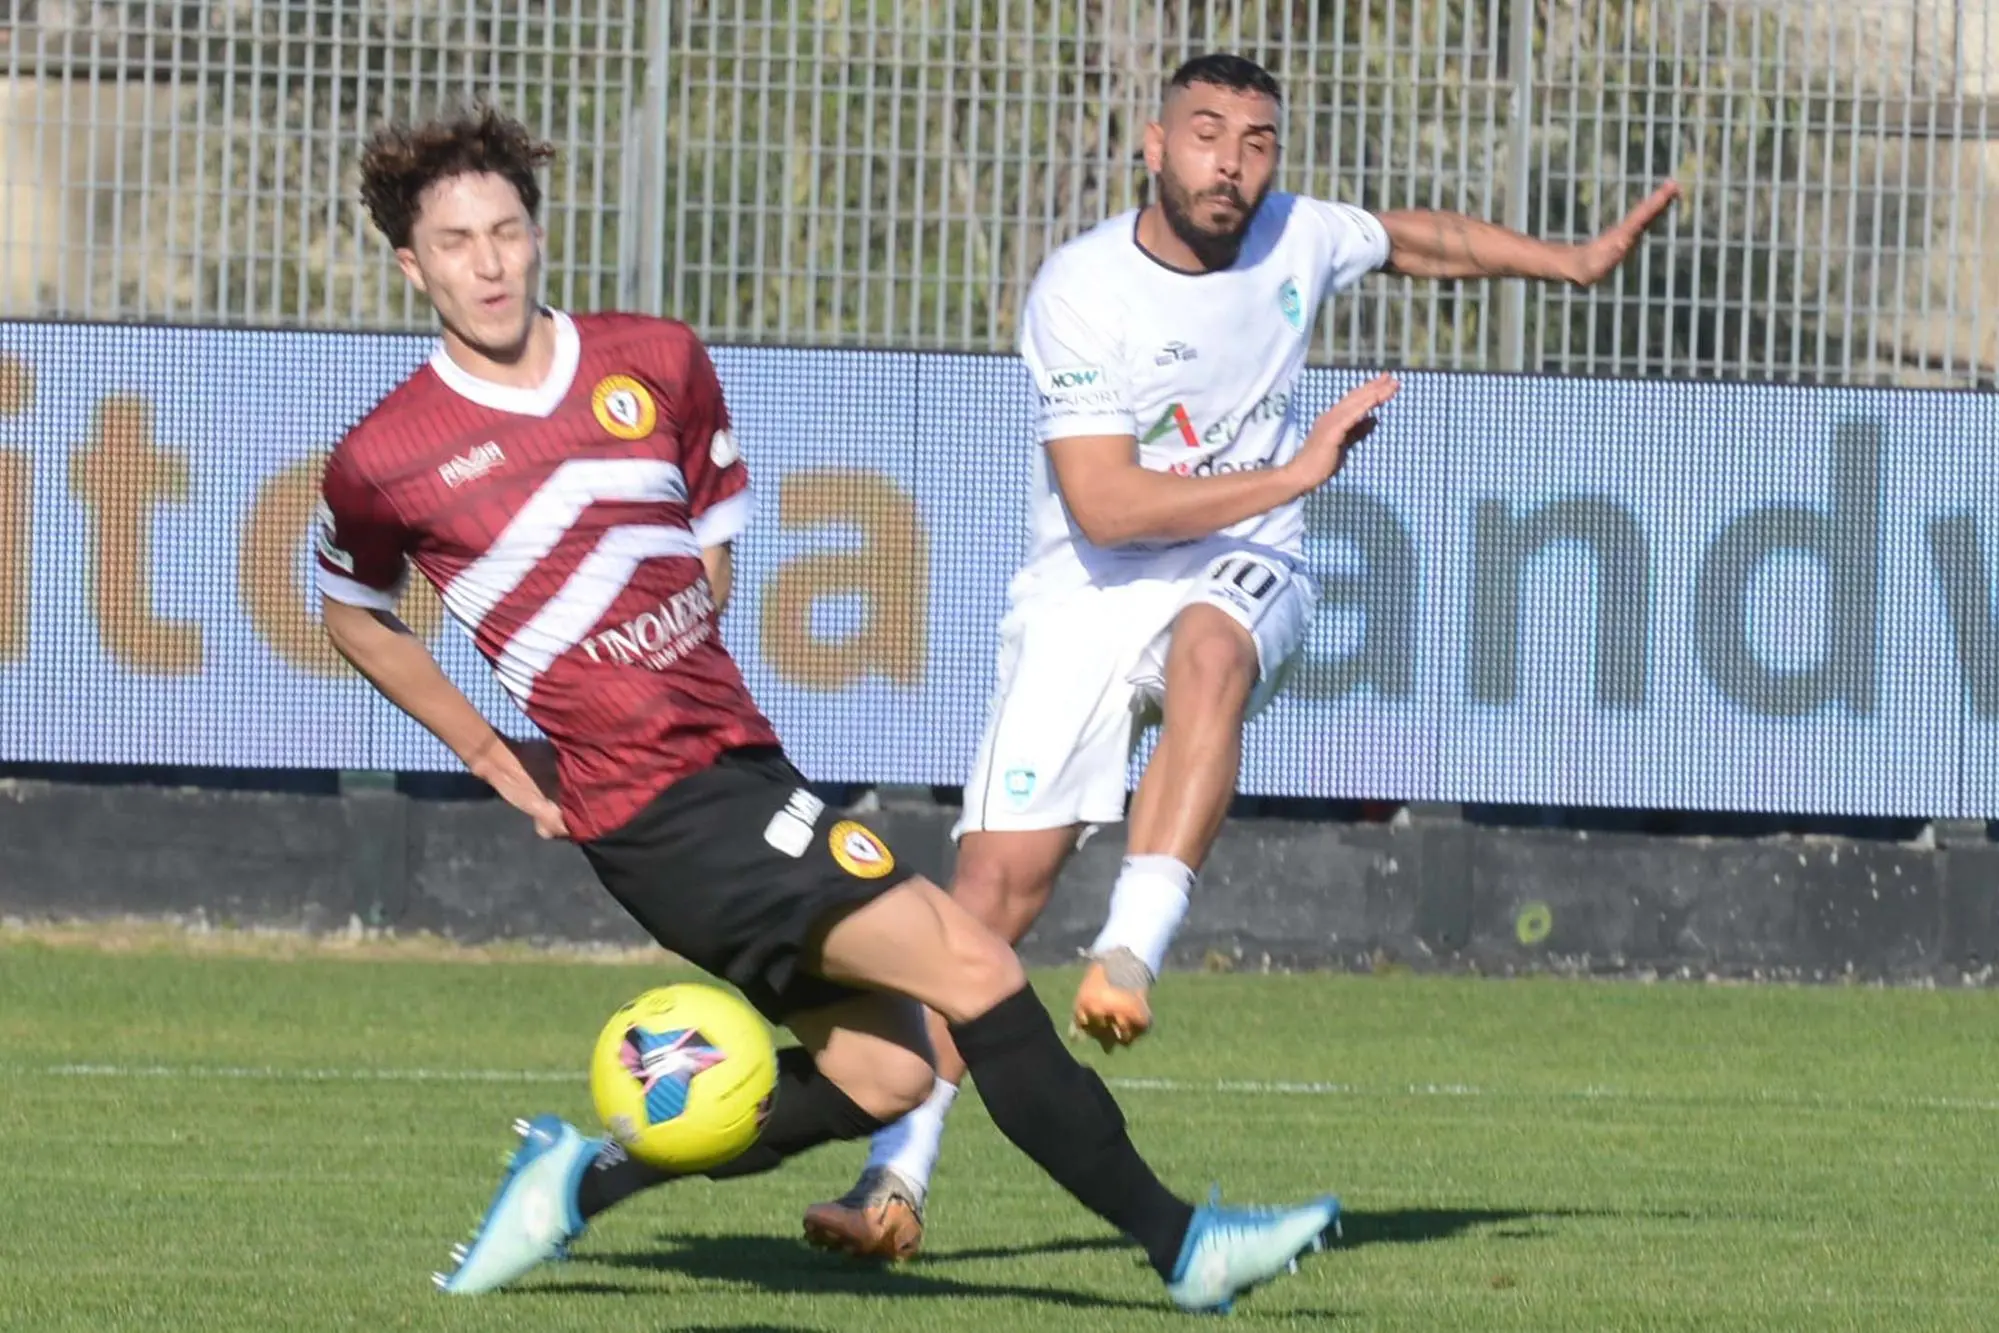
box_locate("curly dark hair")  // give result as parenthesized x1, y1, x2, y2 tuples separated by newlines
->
(358, 104, 555, 249)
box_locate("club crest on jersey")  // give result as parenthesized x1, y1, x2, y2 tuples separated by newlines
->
(591, 375, 658, 440)
(1278, 277, 1304, 331)
(827, 820, 895, 879)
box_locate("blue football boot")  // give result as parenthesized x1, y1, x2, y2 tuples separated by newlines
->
(433, 1114, 596, 1295)
(1164, 1188, 1341, 1313)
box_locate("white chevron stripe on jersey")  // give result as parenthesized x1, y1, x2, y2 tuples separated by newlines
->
(439, 457, 689, 632)
(492, 523, 703, 698)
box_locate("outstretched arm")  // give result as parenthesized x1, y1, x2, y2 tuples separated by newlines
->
(1375, 181, 1680, 286)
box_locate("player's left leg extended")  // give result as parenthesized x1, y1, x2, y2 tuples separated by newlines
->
(573, 991, 936, 1208)
(437, 990, 938, 1295)
(1073, 550, 1317, 1049)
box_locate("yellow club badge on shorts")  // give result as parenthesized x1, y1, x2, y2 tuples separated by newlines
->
(591, 374, 657, 440)
(828, 820, 895, 879)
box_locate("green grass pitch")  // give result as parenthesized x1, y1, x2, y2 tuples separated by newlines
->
(3, 933, 1997, 1331)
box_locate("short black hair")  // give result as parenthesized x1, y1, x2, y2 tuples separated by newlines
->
(1167, 53, 1282, 103)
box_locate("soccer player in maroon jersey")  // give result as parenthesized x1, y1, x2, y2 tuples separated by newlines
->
(315, 104, 1339, 1312)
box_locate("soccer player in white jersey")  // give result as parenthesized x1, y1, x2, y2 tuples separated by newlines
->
(804, 52, 1679, 1260)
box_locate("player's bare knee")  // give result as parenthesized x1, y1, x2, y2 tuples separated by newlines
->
(942, 923, 1028, 1021)
(821, 1044, 933, 1122)
(950, 854, 1013, 923)
(953, 856, 1056, 943)
(857, 1044, 937, 1121)
(1172, 619, 1258, 709)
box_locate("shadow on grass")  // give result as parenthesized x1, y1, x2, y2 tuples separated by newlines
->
(528, 1206, 1668, 1316)
(1340, 1206, 1563, 1247)
(551, 1231, 1161, 1313)
(930, 1205, 1618, 1262)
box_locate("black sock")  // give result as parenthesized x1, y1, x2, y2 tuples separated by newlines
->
(704, 1045, 888, 1179)
(573, 1135, 671, 1220)
(575, 1045, 889, 1219)
(948, 985, 1195, 1279)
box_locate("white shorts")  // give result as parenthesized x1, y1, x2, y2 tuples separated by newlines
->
(955, 548, 1316, 838)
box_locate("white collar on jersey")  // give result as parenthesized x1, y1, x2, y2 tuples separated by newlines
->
(427, 308, 580, 417)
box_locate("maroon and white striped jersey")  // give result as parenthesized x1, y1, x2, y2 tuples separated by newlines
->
(314, 309, 779, 842)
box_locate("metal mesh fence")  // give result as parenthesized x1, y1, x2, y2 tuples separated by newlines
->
(659, 0, 1999, 385)
(0, 1, 642, 329)
(3, 2, 1995, 384)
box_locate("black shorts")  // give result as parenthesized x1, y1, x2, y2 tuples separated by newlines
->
(579, 746, 911, 1025)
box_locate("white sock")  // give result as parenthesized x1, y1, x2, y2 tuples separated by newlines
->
(1088, 853, 1195, 979)
(863, 1076, 959, 1198)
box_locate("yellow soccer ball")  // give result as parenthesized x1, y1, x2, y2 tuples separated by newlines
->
(588, 982, 778, 1174)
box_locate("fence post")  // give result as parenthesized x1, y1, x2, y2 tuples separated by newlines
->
(1499, 0, 1536, 372)
(636, 0, 673, 318)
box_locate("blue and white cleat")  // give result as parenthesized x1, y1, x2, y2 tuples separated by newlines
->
(432, 1114, 597, 1295)
(1164, 1188, 1341, 1314)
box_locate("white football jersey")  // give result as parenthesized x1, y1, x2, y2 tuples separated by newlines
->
(1012, 191, 1388, 603)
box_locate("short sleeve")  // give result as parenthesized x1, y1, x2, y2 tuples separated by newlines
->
(1301, 197, 1391, 296)
(669, 331, 751, 549)
(314, 448, 411, 612)
(1019, 262, 1134, 443)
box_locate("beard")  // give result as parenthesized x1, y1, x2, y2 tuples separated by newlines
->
(1157, 163, 1267, 271)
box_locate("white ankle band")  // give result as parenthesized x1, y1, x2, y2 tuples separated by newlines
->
(1088, 854, 1195, 978)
